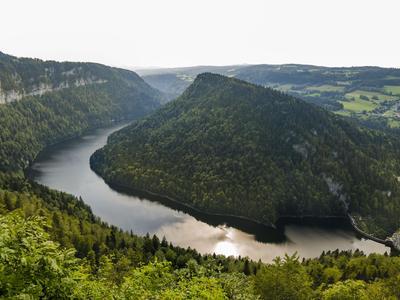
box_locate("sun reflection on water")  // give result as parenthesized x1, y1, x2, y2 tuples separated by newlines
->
(213, 226, 239, 257)
(214, 240, 239, 257)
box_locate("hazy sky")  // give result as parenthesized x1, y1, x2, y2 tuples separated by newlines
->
(1, 0, 399, 68)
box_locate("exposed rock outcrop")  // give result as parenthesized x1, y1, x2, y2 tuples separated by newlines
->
(0, 78, 107, 104)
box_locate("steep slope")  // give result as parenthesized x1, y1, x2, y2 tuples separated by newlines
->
(139, 64, 400, 129)
(1, 69, 399, 298)
(0, 52, 162, 172)
(0, 51, 162, 104)
(0, 54, 258, 298)
(91, 73, 400, 240)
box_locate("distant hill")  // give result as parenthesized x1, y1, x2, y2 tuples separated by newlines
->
(91, 73, 400, 241)
(0, 51, 163, 171)
(136, 65, 248, 101)
(137, 64, 400, 129)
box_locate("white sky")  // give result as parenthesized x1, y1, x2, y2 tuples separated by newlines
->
(1, 0, 399, 68)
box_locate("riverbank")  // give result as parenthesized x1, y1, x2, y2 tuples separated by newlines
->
(348, 214, 395, 248)
(27, 122, 390, 261)
(25, 119, 131, 177)
(88, 174, 288, 242)
(90, 164, 394, 252)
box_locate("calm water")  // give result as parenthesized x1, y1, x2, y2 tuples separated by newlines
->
(29, 124, 389, 262)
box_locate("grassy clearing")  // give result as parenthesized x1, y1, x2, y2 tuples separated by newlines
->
(384, 85, 400, 95)
(339, 98, 377, 112)
(306, 85, 345, 92)
(345, 90, 397, 102)
(388, 119, 400, 128)
(306, 93, 321, 97)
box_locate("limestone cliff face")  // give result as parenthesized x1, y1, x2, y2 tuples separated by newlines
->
(0, 52, 149, 104)
(0, 52, 163, 173)
(0, 66, 107, 104)
(0, 87, 20, 103)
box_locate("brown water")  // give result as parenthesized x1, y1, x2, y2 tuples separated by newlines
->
(29, 124, 389, 262)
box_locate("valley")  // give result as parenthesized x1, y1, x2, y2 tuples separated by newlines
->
(28, 123, 389, 262)
(2, 0, 400, 297)
(1, 52, 400, 299)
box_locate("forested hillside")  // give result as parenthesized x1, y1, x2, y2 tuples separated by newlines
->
(0, 52, 162, 172)
(139, 64, 400, 129)
(0, 51, 163, 104)
(0, 52, 257, 298)
(2, 177, 400, 298)
(1, 54, 400, 298)
(91, 73, 400, 242)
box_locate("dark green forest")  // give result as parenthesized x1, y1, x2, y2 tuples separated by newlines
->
(0, 52, 162, 172)
(2, 177, 400, 298)
(140, 64, 400, 129)
(92, 73, 400, 240)
(1, 53, 400, 298)
(2, 183, 400, 298)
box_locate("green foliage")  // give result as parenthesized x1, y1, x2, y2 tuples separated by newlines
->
(253, 254, 313, 300)
(0, 174, 260, 278)
(92, 73, 400, 239)
(2, 207, 400, 298)
(1, 54, 400, 298)
(0, 211, 256, 299)
(142, 64, 400, 126)
(118, 260, 228, 299)
(320, 280, 391, 300)
(0, 212, 81, 298)
(0, 52, 161, 172)
(321, 280, 369, 299)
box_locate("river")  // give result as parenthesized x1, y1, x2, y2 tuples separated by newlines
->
(28, 123, 389, 262)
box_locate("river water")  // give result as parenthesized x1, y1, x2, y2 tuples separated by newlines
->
(29, 124, 389, 262)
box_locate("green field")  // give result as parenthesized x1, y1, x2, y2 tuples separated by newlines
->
(345, 90, 397, 102)
(388, 119, 400, 128)
(384, 85, 400, 95)
(306, 92, 321, 97)
(336, 88, 400, 126)
(339, 98, 377, 112)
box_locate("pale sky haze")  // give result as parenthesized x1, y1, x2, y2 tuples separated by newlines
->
(1, 0, 399, 68)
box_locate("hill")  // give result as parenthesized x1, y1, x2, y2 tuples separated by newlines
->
(0, 52, 163, 172)
(0, 53, 256, 298)
(91, 73, 400, 242)
(0, 57, 399, 298)
(2, 54, 400, 298)
(138, 64, 400, 129)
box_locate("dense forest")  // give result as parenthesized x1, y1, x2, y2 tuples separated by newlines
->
(1, 53, 400, 298)
(2, 182, 400, 298)
(0, 51, 164, 103)
(139, 64, 400, 128)
(92, 73, 400, 242)
(0, 52, 162, 172)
